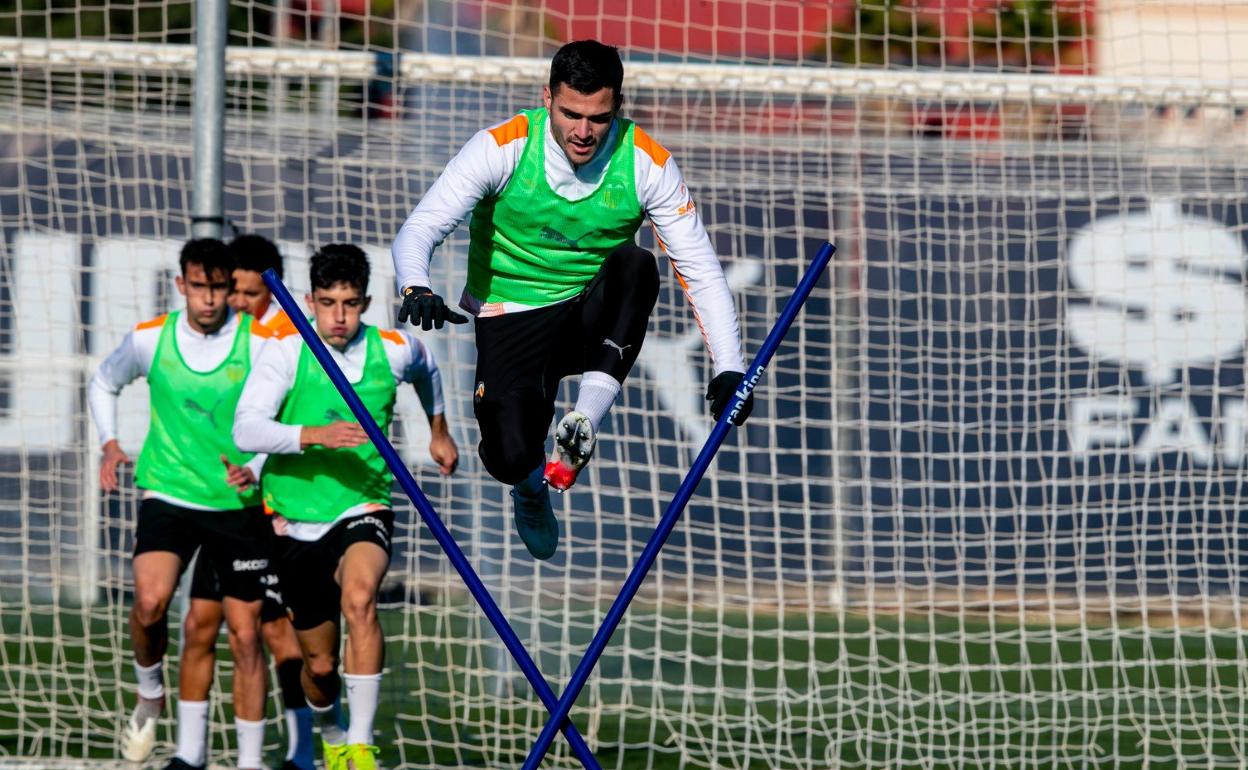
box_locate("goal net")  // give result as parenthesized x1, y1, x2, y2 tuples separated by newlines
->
(3, 1, 1247, 768)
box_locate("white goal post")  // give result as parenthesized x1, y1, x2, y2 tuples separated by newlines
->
(6, 36, 1248, 104)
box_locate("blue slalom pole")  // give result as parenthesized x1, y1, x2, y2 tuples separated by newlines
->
(520, 241, 836, 769)
(260, 271, 603, 770)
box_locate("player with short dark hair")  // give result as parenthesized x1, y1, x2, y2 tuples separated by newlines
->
(89, 238, 276, 769)
(173, 234, 314, 770)
(227, 234, 291, 332)
(233, 244, 458, 770)
(547, 37, 624, 100)
(392, 39, 752, 561)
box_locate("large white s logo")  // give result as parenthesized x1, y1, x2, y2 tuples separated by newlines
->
(1067, 199, 1246, 383)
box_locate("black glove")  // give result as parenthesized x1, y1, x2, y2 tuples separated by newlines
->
(398, 286, 468, 331)
(706, 371, 754, 426)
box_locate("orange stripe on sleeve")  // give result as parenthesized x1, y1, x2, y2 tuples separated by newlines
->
(488, 114, 529, 146)
(633, 126, 671, 168)
(668, 257, 714, 366)
(379, 329, 406, 346)
(134, 313, 168, 332)
(649, 222, 669, 255)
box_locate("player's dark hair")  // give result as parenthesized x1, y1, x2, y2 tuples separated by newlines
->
(228, 234, 283, 279)
(549, 40, 624, 101)
(179, 238, 232, 279)
(310, 243, 369, 294)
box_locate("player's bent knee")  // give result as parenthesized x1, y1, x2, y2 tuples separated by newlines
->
(339, 585, 377, 628)
(227, 625, 262, 660)
(304, 651, 338, 682)
(476, 389, 550, 485)
(183, 608, 218, 641)
(478, 440, 541, 485)
(132, 591, 171, 628)
(182, 622, 216, 650)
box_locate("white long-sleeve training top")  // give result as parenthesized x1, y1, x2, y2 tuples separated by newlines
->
(88, 309, 271, 510)
(232, 325, 444, 540)
(233, 325, 444, 456)
(391, 111, 747, 375)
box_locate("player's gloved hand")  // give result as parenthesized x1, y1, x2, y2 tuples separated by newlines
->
(398, 286, 468, 331)
(705, 371, 754, 426)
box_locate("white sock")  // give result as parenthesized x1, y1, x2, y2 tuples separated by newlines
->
(344, 673, 382, 745)
(574, 371, 621, 433)
(174, 700, 209, 766)
(134, 659, 165, 702)
(312, 701, 346, 746)
(285, 707, 314, 767)
(235, 717, 265, 770)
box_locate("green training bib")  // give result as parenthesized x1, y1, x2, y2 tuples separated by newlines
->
(466, 108, 645, 305)
(134, 311, 259, 510)
(262, 326, 397, 523)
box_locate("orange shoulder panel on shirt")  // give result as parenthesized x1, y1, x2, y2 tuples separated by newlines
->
(249, 319, 278, 339)
(253, 310, 299, 338)
(379, 329, 406, 346)
(134, 313, 168, 332)
(633, 126, 671, 168)
(488, 114, 529, 146)
(257, 322, 299, 341)
(261, 310, 298, 336)
(268, 321, 300, 340)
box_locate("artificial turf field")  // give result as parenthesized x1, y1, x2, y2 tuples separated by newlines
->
(3, 599, 1245, 769)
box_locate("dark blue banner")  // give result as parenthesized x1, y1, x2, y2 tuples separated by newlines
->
(860, 156, 1248, 592)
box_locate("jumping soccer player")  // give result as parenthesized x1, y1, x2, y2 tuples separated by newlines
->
(175, 234, 314, 770)
(233, 244, 457, 770)
(89, 239, 275, 769)
(391, 39, 753, 561)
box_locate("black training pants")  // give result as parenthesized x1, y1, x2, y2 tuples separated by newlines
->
(472, 244, 660, 484)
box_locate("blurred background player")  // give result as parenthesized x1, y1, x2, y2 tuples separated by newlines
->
(391, 39, 753, 561)
(89, 239, 276, 770)
(227, 234, 295, 334)
(174, 234, 314, 770)
(233, 244, 458, 770)
(180, 563, 312, 770)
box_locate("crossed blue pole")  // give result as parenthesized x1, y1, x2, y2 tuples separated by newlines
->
(263, 238, 834, 769)
(261, 270, 604, 770)
(518, 240, 835, 769)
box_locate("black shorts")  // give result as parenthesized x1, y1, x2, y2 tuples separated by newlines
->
(134, 498, 274, 603)
(473, 245, 659, 484)
(274, 510, 394, 631)
(189, 552, 288, 623)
